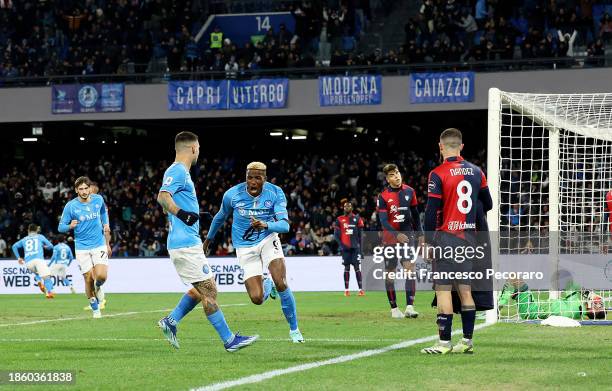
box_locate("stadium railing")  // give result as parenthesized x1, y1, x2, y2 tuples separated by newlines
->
(1, 55, 611, 87)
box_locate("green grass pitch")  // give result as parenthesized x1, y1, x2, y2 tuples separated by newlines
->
(1, 292, 610, 390)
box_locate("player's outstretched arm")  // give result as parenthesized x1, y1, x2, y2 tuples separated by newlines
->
(11, 240, 23, 263)
(41, 236, 53, 250)
(478, 171, 493, 212)
(255, 186, 290, 233)
(157, 191, 199, 226)
(203, 191, 233, 254)
(49, 246, 57, 265)
(58, 204, 73, 233)
(333, 220, 342, 246)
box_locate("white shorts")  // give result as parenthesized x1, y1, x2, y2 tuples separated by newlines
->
(235, 233, 284, 280)
(168, 244, 213, 284)
(27, 259, 50, 277)
(76, 245, 109, 274)
(50, 264, 68, 279)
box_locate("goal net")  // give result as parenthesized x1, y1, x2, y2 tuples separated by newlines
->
(487, 88, 612, 324)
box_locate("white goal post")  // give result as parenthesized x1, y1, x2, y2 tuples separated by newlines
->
(486, 88, 612, 324)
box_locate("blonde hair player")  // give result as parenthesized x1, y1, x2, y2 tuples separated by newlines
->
(204, 161, 305, 343)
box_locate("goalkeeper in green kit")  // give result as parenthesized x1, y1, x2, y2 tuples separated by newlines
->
(498, 280, 605, 320)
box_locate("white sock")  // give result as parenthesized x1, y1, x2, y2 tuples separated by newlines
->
(96, 285, 105, 302)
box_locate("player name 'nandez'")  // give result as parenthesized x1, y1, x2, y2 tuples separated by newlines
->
(449, 167, 474, 176)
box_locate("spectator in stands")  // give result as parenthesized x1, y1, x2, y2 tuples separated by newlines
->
(0, 234, 6, 257)
(507, 204, 521, 227)
(0, 0, 608, 80)
(210, 26, 223, 53)
(38, 182, 58, 201)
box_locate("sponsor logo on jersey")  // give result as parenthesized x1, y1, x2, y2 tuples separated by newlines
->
(392, 214, 405, 223)
(447, 221, 476, 230)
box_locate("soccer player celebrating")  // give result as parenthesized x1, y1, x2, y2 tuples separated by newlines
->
(334, 201, 365, 297)
(48, 234, 76, 294)
(157, 131, 258, 352)
(377, 164, 423, 318)
(204, 161, 304, 343)
(421, 128, 492, 354)
(12, 224, 55, 298)
(58, 176, 112, 318)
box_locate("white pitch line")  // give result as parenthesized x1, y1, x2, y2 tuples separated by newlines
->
(0, 337, 404, 343)
(193, 323, 493, 391)
(0, 304, 247, 328)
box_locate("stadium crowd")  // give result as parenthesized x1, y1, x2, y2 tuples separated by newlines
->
(1, 0, 610, 79)
(0, 149, 486, 258)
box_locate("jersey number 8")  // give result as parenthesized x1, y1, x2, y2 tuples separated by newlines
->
(456, 180, 473, 214)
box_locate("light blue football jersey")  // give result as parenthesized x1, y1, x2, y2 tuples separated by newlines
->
(58, 194, 109, 250)
(11, 234, 53, 262)
(49, 243, 74, 266)
(160, 162, 202, 250)
(207, 182, 288, 248)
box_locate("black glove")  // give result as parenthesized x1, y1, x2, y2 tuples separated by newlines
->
(176, 209, 199, 226)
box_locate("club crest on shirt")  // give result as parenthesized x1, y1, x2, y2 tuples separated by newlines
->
(264, 200, 272, 208)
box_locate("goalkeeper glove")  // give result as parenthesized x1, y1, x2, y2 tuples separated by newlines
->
(176, 209, 199, 226)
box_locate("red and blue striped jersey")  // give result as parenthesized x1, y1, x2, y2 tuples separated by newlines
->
(334, 213, 364, 249)
(427, 156, 488, 237)
(377, 184, 420, 244)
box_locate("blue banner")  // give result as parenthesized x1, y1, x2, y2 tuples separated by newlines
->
(201, 12, 295, 46)
(229, 78, 288, 109)
(52, 83, 125, 114)
(410, 72, 474, 104)
(168, 79, 288, 111)
(168, 80, 227, 111)
(318, 75, 382, 106)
